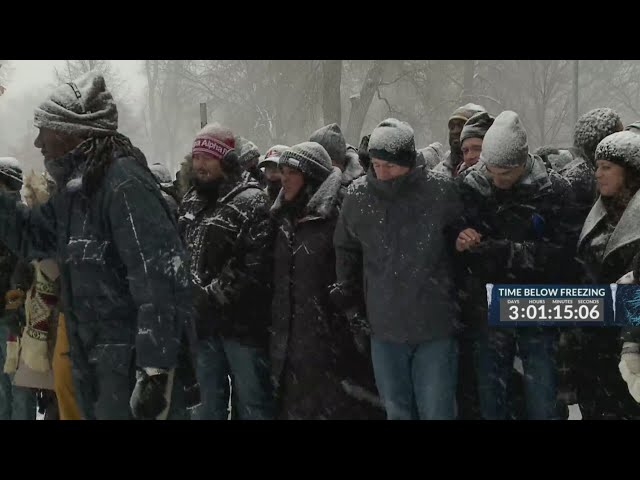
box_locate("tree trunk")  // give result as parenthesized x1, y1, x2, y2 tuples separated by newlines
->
(573, 60, 579, 127)
(462, 60, 475, 102)
(322, 60, 342, 126)
(345, 60, 388, 145)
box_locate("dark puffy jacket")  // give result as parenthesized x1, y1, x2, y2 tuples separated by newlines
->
(0, 154, 195, 415)
(457, 155, 577, 330)
(270, 168, 383, 419)
(178, 171, 273, 347)
(334, 164, 464, 344)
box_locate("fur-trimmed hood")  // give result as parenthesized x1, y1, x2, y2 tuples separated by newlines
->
(271, 167, 343, 221)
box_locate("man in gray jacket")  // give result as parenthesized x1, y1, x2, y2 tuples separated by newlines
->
(334, 118, 463, 420)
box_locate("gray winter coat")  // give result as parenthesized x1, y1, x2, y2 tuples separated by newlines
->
(432, 150, 461, 179)
(334, 165, 464, 344)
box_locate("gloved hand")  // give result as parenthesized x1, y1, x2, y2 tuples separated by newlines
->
(5, 289, 25, 310)
(192, 282, 210, 312)
(619, 342, 640, 403)
(130, 368, 170, 420)
(353, 333, 370, 356)
(329, 282, 357, 312)
(347, 312, 371, 336)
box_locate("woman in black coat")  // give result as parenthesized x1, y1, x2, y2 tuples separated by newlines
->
(270, 142, 383, 420)
(576, 131, 640, 419)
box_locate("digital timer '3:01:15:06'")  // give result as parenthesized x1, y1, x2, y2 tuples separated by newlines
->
(508, 304, 600, 320)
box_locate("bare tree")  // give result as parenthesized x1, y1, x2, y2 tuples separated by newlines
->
(0, 61, 10, 96)
(345, 60, 390, 144)
(322, 60, 342, 126)
(462, 60, 475, 103)
(54, 60, 126, 96)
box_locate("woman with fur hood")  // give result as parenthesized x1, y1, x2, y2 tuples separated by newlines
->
(577, 131, 640, 419)
(270, 142, 383, 420)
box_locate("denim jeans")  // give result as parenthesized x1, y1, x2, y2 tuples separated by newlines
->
(370, 336, 458, 420)
(0, 326, 37, 420)
(191, 336, 274, 420)
(474, 328, 560, 420)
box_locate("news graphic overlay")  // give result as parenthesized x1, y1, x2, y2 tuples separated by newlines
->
(486, 284, 621, 326)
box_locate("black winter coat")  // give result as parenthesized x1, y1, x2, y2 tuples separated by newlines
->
(178, 171, 273, 347)
(574, 191, 640, 419)
(0, 153, 195, 415)
(270, 168, 383, 419)
(458, 155, 577, 330)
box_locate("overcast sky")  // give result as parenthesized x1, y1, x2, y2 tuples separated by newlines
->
(3, 60, 146, 99)
(0, 61, 149, 171)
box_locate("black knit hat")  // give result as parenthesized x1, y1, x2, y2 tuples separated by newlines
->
(368, 118, 416, 168)
(279, 142, 333, 183)
(0, 157, 23, 191)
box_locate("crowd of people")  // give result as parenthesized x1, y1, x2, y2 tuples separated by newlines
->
(1, 70, 640, 420)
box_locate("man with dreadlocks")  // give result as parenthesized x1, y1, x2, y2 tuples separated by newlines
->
(0, 71, 198, 420)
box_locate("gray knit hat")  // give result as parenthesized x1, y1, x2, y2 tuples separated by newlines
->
(279, 142, 333, 183)
(448, 103, 486, 129)
(625, 121, 640, 134)
(368, 118, 416, 168)
(595, 131, 640, 174)
(460, 111, 495, 144)
(480, 111, 529, 168)
(150, 163, 172, 185)
(0, 157, 23, 191)
(574, 108, 622, 161)
(309, 123, 347, 166)
(238, 140, 261, 168)
(34, 71, 118, 137)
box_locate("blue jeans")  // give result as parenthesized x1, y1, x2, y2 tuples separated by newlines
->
(475, 328, 559, 420)
(370, 336, 458, 420)
(0, 327, 37, 420)
(191, 336, 274, 420)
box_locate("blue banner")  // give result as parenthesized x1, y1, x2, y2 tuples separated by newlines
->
(485, 284, 640, 327)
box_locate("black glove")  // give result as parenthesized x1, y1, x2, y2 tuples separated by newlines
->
(329, 283, 351, 312)
(353, 333, 370, 356)
(347, 312, 372, 336)
(130, 368, 170, 420)
(192, 282, 210, 313)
